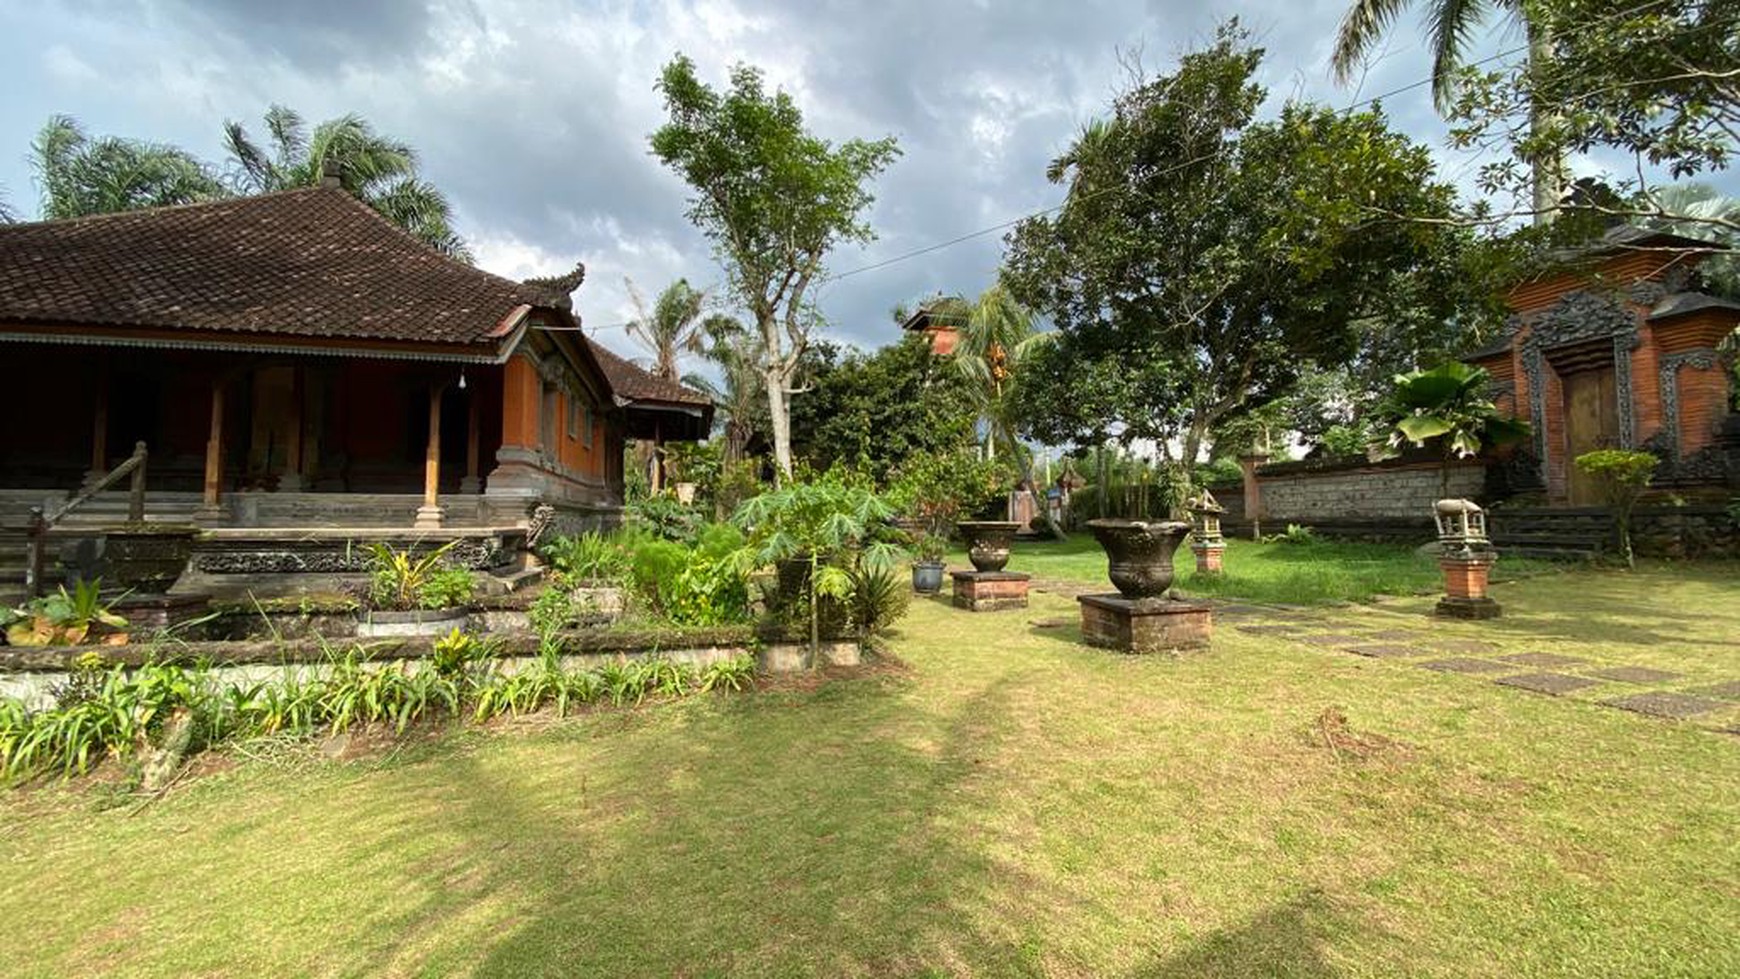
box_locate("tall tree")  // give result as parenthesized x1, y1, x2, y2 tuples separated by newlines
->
(1006, 24, 1487, 478)
(1330, 0, 1563, 223)
(31, 115, 226, 219)
(1447, 0, 1740, 235)
(223, 105, 470, 260)
(651, 55, 901, 482)
(625, 277, 710, 380)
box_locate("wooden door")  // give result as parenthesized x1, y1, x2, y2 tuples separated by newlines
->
(1563, 367, 1619, 505)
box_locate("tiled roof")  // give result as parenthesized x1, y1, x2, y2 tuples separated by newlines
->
(0, 187, 561, 348)
(585, 339, 713, 407)
(1648, 291, 1740, 321)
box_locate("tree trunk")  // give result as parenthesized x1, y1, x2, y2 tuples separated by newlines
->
(1526, 20, 1563, 227)
(764, 364, 792, 484)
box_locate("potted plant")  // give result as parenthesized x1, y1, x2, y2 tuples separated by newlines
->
(910, 533, 947, 594)
(356, 541, 476, 637)
(1086, 519, 1193, 599)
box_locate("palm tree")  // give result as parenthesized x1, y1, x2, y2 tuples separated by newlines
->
(31, 115, 227, 220)
(930, 283, 1047, 463)
(223, 105, 470, 260)
(1387, 361, 1531, 496)
(1330, 0, 1561, 223)
(625, 277, 710, 381)
(683, 315, 765, 465)
(1643, 183, 1739, 296)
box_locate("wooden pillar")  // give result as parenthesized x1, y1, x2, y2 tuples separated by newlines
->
(461, 394, 482, 494)
(82, 385, 109, 490)
(415, 384, 445, 528)
(198, 381, 226, 522)
(280, 365, 305, 491)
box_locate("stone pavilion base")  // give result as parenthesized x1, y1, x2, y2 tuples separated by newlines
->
(951, 570, 1031, 611)
(1435, 596, 1502, 620)
(111, 592, 213, 634)
(1078, 594, 1213, 654)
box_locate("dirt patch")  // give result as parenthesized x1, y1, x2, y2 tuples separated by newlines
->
(1309, 708, 1407, 762)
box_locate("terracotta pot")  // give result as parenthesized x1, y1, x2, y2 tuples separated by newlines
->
(956, 520, 1021, 573)
(102, 525, 199, 594)
(1086, 518, 1192, 599)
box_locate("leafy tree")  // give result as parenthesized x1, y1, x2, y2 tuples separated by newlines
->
(223, 104, 469, 260)
(1574, 449, 1659, 569)
(651, 55, 901, 481)
(1005, 24, 1487, 483)
(31, 115, 226, 219)
(787, 335, 977, 483)
(1446, 0, 1739, 232)
(626, 277, 710, 380)
(1383, 361, 1531, 496)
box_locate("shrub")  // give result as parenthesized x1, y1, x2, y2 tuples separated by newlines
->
(627, 495, 703, 544)
(418, 567, 475, 610)
(1574, 449, 1659, 568)
(541, 531, 632, 584)
(4, 580, 129, 647)
(886, 448, 1015, 536)
(1269, 524, 1318, 545)
(365, 541, 461, 611)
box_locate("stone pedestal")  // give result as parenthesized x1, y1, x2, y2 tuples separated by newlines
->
(111, 592, 213, 636)
(951, 570, 1030, 611)
(414, 505, 446, 529)
(1437, 551, 1500, 619)
(1078, 594, 1213, 653)
(1191, 541, 1225, 575)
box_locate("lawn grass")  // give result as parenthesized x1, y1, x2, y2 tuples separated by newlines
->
(1, 564, 1736, 976)
(976, 534, 1562, 606)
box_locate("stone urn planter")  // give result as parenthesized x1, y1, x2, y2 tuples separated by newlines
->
(103, 524, 199, 594)
(1086, 519, 1193, 599)
(356, 606, 470, 638)
(910, 560, 946, 595)
(674, 482, 698, 505)
(956, 521, 1021, 573)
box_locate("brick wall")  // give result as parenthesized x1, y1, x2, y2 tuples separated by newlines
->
(1252, 458, 1486, 522)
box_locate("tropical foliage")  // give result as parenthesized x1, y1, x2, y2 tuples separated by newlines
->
(1383, 361, 1531, 494)
(788, 335, 977, 482)
(684, 315, 766, 465)
(364, 542, 473, 611)
(924, 284, 1048, 463)
(223, 104, 469, 259)
(625, 277, 711, 380)
(30, 115, 225, 219)
(2, 580, 129, 648)
(651, 55, 901, 480)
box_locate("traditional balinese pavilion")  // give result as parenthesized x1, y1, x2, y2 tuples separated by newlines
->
(0, 186, 709, 590)
(1470, 226, 1739, 504)
(899, 298, 964, 355)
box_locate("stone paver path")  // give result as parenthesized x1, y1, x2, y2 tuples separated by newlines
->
(1688, 680, 1740, 701)
(1497, 673, 1605, 696)
(1298, 633, 1368, 647)
(1588, 666, 1683, 684)
(1429, 639, 1502, 654)
(1603, 692, 1728, 719)
(1343, 643, 1430, 659)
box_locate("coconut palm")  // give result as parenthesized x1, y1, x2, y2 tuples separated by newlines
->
(222, 105, 470, 260)
(625, 277, 710, 381)
(31, 115, 227, 220)
(930, 283, 1048, 463)
(1330, 0, 1561, 222)
(683, 315, 765, 465)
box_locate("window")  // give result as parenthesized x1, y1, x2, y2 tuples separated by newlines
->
(581, 402, 594, 449)
(566, 395, 579, 440)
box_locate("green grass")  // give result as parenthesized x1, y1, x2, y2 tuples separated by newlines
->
(977, 535, 1562, 606)
(1, 564, 1737, 976)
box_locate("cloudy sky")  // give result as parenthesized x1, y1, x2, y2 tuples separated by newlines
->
(0, 0, 1658, 363)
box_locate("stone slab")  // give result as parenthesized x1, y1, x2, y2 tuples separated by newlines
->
(1495, 672, 1603, 695)
(1419, 657, 1513, 675)
(1078, 594, 1212, 654)
(1363, 629, 1423, 642)
(1686, 680, 1740, 701)
(1602, 692, 1727, 719)
(1587, 666, 1683, 684)
(1343, 644, 1429, 659)
(1436, 596, 1501, 620)
(1429, 639, 1502, 654)
(1499, 652, 1587, 668)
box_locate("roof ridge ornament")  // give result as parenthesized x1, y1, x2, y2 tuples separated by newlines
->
(522, 262, 587, 311)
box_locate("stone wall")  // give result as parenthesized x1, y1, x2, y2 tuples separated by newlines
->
(1254, 458, 1485, 521)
